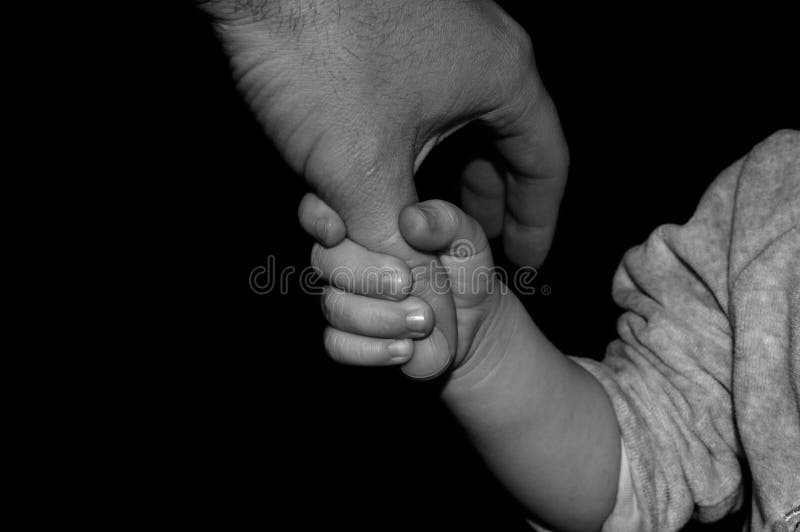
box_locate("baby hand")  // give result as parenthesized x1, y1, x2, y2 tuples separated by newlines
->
(299, 193, 507, 375)
(298, 197, 622, 532)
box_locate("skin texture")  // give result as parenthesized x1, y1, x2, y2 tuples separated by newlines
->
(199, 0, 569, 377)
(301, 195, 621, 531)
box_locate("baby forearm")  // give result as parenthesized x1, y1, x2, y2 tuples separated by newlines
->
(443, 293, 621, 532)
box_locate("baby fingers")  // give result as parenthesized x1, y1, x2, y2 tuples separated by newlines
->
(324, 328, 415, 366)
(311, 240, 412, 301)
(321, 287, 434, 339)
(298, 193, 347, 247)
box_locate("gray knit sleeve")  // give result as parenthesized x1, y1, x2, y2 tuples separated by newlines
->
(572, 131, 800, 531)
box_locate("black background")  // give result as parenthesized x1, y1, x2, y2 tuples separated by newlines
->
(139, 3, 798, 530)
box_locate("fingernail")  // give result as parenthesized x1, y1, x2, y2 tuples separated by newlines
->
(415, 205, 437, 230)
(387, 340, 412, 361)
(405, 309, 428, 333)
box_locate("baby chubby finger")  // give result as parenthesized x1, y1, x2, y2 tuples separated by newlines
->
(399, 200, 495, 306)
(323, 327, 414, 366)
(311, 240, 412, 301)
(399, 199, 489, 258)
(321, 287, 434, 339)
(298, 193, 347, 247)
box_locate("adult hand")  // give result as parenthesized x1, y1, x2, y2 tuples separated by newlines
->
(201, 0, 568, 379)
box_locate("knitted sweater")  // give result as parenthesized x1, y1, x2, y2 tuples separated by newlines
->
(573, 131, 800, 531)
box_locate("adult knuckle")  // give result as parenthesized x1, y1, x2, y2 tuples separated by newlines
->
(488, 19, 542, 113)
(508, 24, 534, 68)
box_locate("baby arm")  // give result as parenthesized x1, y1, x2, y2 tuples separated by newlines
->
(299, 194, 621, 532)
